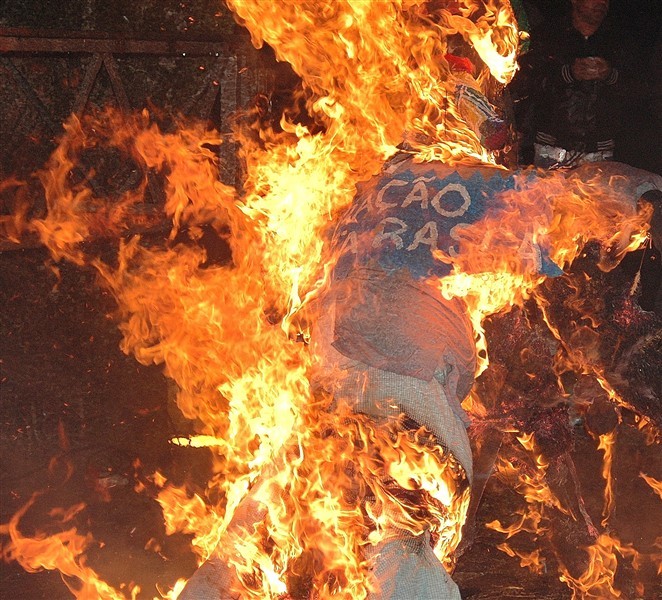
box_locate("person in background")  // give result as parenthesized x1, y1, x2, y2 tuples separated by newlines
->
(510, 0, 638, 169)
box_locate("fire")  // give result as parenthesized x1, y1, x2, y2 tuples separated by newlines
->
(495, 543, 546, 575)
(487, 433, 569, 540)
(640, 473, 662, 500)
(597, 432, 617, 528)
(557, 533, 652, 600)
(227, 0, 523, 166)
(486, 426, 661, 598)
(559, 534, 623, 599)
(0, 495, 135, 600)
(436, 165, 650, 378)
(1, 1, 659, 599)
(438, 0, 520, 83)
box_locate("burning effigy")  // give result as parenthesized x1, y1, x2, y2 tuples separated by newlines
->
(1, 1, 661, 599)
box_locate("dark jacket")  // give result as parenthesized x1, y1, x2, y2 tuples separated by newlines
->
(513, 16, 636, 154)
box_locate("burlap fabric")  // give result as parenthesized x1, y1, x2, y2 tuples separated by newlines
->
(366, 531, 462, 600)
(311, 303, 473, 483)
(180, 300, 472, 599)
(179, 490, 268, 600)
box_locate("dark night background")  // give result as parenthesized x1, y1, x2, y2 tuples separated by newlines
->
(519, 0, 661, 175)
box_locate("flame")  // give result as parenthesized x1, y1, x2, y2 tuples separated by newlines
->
(639, 473, 662, 500)
(227, 0, 521, 164)
(635, 415, 660, 445)
(487, 433, 568, 541)
(1, 1, 658, 598)
(436, 166, 649, 377)
(159, 579, 187, 600)
(0, 178, 32, 243)
(0, 495, 133, 600)
(438, 0, 520, 83)
(487, 425, 662, 598)
(557, 534, 647, 600)
(495, 543, 546, 574)
(597, 432, 617, 528)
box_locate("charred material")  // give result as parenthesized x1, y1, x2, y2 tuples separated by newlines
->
(540, 241, 661, 429)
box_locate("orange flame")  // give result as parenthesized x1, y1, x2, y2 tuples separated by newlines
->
(597, 432, 617, 528)
(0, 496, 133, 600)
(487, 433, 568, 543)
(557, 534, 645, 599)
(495, 543, 546, 574)
(639, 473, 662, 501)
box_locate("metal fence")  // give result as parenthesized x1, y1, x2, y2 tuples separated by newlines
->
(0, 27, 274, 242)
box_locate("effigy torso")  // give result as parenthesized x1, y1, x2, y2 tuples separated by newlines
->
(327, 155, 525, 398)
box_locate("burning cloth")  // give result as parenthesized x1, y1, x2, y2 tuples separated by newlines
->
(180, 154, 584, 599)
(180, 158, 660, 599)
(304, 155, 563, 599)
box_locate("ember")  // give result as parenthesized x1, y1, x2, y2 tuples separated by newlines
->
(1, 1, 660, 599)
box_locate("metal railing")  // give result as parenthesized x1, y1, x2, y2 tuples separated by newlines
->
(0, 27, 274, 247)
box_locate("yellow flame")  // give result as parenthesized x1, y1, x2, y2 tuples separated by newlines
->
(598, 432, 617, 528)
